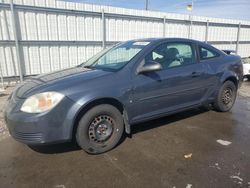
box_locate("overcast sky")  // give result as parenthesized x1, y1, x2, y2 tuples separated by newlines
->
(66, 0, 250, 21)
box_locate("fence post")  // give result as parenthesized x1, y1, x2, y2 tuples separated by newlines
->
(101, 9, 106, 49)
(236, 23, 241, 54)
(10, 0, 23, 82)
(205, 20, 209, 43)
(163, 16, 166, 37)
(188, 15, 192, 39)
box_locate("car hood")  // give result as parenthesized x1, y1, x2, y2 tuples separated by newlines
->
(14, 67, 112, 98)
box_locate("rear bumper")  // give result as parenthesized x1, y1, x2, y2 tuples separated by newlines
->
(4, 96, 76, 145)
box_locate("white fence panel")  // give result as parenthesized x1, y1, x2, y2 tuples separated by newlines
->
(208, 25, 238, 42)
(0, 9, 14, 40)
(240, 28, 250, 41)
(165, 22, 189, 38)
(238, 44, 250, 58)
(192, 24, 206, 41)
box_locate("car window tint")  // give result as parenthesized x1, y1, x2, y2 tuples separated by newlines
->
(145, 42, 195, 70)
(199, 47, 219, 60)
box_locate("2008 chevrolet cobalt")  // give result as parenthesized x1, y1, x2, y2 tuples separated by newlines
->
(5, 38, 243, 154)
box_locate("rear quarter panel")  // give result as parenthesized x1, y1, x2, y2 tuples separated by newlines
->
(201, 54, 243, 102)
(219, 55, 243, 86)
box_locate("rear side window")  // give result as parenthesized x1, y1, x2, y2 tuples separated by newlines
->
(199, 46, 220, 60)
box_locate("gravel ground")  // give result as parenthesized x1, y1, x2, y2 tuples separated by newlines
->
(239, 80, 250, 98)
(0, 81, 249, 141)
(0, 87, 13, 141)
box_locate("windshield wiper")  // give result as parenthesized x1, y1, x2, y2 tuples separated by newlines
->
(83, 65, 95, 69)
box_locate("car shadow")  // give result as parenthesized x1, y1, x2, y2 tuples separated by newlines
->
(28, 141, 81, 154)
(29, 107, 209, 154)
(131, 107, 209, 134)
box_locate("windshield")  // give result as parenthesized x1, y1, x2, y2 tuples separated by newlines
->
(82, 41, 150, 71)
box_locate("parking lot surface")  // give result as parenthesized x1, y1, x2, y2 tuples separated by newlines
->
(0, 82, 250, 188)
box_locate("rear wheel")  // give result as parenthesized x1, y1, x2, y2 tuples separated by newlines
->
(213, 80, 237, 112)
(76, 104, 124, 154)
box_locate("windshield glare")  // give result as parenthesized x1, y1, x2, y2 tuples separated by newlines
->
(83, 41, 150, 71)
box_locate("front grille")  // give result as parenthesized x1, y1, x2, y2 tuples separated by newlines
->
(13, 131, 43, 142)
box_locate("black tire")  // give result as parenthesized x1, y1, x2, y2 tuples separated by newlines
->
(76, 104, 124, 154)
(213, 81, 237, 112)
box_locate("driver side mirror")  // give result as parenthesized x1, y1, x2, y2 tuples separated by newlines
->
(137, 60, 163, 74)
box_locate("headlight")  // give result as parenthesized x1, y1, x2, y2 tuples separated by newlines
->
(21, 92, 64, 113)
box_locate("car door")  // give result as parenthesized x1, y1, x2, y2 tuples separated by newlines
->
(130, 41, 209, 123)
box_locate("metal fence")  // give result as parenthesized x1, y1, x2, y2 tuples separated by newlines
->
(0, 0, 250, 83)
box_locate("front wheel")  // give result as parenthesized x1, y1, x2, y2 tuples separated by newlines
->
(76, 104, 124, 154)
(213, 80, 237, 112)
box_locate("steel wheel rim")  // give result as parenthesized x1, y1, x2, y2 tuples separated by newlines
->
(88, 115, 114, 143)
(222, 87, 234, 106)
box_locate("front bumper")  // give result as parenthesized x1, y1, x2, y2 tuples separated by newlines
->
(4, 93, 76, 145)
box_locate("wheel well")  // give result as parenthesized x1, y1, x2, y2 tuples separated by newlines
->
(72, 98, 125, 140)
(224, 76, 238, 88)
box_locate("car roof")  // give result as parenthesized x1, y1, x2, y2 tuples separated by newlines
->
(131, 37, 204, 44)
(130, 37, 224, 55)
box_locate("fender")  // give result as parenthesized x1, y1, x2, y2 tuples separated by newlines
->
(220, 70, 239, 86)
(66, 92, 132, 140)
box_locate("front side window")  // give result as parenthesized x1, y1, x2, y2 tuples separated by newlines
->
(145, 42, 195, 70)
(83, 41, 149, 71)
(199, 46, 220, 60)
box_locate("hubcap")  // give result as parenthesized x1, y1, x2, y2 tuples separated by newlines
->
(88, 115, 114, 143)
(222, 87, 233, 105)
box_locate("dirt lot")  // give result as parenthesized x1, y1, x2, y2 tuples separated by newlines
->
(0, 88, 12, 142)
(0, 82, 250, 188)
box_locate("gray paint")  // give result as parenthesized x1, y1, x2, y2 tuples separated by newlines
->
(4, 38, 243, 145)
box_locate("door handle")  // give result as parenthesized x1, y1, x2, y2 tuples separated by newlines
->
(191, 72, 201, 78)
